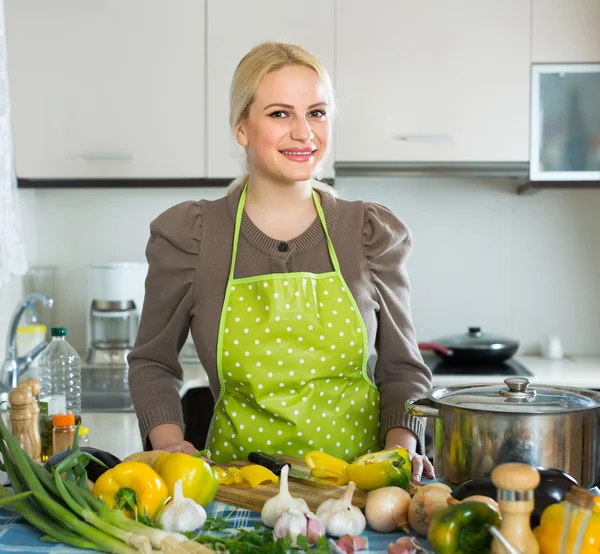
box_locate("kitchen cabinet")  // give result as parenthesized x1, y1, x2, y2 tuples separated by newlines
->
(335, 0, 531, 163)
(4, 1, 205, 180)
(205, 0, 335, 178)
(532, 0, 600, 63)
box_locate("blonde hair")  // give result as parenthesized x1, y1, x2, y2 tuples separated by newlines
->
(227, 41, 337, 196)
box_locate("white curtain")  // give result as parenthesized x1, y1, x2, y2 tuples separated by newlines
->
(0, 0, 27, 289)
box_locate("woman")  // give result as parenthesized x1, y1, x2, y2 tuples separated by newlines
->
(128, 41, 434, 481)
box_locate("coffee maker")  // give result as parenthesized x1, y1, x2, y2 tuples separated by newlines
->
(85, 263, 148, 365)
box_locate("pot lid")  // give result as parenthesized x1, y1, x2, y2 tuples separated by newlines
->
(433, 327, 518, 350)
(430, 378, 600, 413)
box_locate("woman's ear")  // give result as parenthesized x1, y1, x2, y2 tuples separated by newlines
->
(236, 123, 249, 147)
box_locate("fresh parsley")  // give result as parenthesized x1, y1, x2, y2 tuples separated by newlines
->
(186, 516, 332, 554)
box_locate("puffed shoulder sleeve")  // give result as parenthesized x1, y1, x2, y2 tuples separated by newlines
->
(362, 203, 433, 454)
(128, 201, 203, 449)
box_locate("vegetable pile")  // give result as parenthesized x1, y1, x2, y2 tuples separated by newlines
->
(0, 412, 217, 553)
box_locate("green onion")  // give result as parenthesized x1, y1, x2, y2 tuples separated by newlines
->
(0, 409, 212, 554)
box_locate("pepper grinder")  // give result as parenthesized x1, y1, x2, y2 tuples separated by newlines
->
(8, 386, 34, 459)
(491, 463, 540, 554)
(19, 378, 42, 463)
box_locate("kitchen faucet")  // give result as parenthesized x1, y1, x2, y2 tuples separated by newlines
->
(1, 293, 53, 392)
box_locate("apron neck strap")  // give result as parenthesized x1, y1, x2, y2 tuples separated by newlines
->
(229, 184, 342, 282)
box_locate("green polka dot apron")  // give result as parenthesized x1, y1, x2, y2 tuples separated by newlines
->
(207, 185, 381, 464)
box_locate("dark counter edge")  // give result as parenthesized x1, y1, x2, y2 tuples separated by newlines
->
(18, 177, 335, 189)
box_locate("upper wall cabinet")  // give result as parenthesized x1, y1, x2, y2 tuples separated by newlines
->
(5, 1, 205, 180)
(206, 0, 335, 179)
(533, 0, 600, 63)
(335, 0, 531, 163)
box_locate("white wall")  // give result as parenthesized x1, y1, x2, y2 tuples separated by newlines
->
(9, 178, 600, 358)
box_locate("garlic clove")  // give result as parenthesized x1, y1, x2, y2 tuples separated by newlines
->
(306, 512, 326, 545)
(273, 509, 308, 546)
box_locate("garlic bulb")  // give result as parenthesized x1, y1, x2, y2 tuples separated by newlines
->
(261, 465, 309, 527)
(316, 481, 366, 538)
(159, 478, 207, 532)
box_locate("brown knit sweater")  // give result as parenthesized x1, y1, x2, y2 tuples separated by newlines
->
(128, 185, 432, 453)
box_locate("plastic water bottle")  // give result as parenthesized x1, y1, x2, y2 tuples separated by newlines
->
(38, 327, 81, 460)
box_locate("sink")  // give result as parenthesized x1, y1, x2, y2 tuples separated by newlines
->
(81, 390, 134, 412)
(0, 365, 135, 413)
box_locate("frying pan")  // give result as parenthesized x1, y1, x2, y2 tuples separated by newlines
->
(418, 326, 519, 363)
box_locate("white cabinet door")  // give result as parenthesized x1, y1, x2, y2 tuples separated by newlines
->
(4, 1, 205, 179)
(206, 0, 335, 178)
(533, 0, 600, 63)
(335, 0, 531, 163)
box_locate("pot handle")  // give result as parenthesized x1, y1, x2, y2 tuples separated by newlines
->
(405, 397, 440, 418)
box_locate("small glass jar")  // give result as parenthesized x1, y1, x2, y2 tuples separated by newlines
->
(52, 413, 75, 454)
(78, 426, 90, 448)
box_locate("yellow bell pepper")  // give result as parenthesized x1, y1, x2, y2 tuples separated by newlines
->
(345, 447, 412, 491)
(216, 465, 279, 488)
(535, 499, 600, 554)
(92, 461, 168, 520)
(305, 450, 349, 484)
(153, 452, 219, 507)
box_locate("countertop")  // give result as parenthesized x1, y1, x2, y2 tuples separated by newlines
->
(181, 355, 600, 393)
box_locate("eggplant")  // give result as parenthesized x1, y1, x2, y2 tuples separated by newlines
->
(451, 468, 578, 528)
(44, 447, 121, 483)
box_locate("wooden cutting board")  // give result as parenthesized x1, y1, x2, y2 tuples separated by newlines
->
(214, 454, 367, 513)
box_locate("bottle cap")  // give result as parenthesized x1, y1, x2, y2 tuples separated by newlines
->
(51, 327, 67, 337)
(78, 426, 89, 435)
(53, 413, 75, 426)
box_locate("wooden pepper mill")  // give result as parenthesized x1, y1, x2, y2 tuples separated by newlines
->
(8, 386, 34, 459)
(491, 462, 540, 554)
(19, 378, 42, 463)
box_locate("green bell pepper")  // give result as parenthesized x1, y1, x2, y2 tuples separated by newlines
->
(427, 501, 501, 554)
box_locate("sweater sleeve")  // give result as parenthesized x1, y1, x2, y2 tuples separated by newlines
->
(128, 201, 202, 450)
(362, 203, 433, 454)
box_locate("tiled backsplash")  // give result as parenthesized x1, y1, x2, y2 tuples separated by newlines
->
(2, 177, 600, 360)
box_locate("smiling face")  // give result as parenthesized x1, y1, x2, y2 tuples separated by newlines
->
(235, 64, 331, 185)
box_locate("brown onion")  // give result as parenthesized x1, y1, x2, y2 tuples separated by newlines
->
(365, 486, 411, 533)
(408, 483, 452, 536)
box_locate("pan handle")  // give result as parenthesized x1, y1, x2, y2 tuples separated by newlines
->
(405, 397, 440, 418)
(418, 342, 452, 356)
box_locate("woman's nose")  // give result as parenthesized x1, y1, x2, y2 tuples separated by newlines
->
(290, 116, 314, 142)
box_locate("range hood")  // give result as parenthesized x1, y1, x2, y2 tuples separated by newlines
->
(334, 161, 530, 181)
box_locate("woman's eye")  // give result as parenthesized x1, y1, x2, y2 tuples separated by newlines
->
(268, 111, 288, 118)
(309, 109, 327, 118)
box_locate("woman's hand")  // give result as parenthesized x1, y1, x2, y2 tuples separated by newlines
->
(149, 423, 198, 455)
(162, 441, 198, 455)
(385, 427, 435, 482)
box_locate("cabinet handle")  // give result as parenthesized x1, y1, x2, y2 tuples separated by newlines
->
(396, 135, 454, 142)
(82, 152, 134, 161)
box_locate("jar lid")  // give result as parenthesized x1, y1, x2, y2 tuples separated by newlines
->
(429, 378, 600, 414)
(53, 413, 75, 426)
(78, 426, 89, 435)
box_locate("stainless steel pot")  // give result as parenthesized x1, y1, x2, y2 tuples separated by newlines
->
(406, 377, 600, 488)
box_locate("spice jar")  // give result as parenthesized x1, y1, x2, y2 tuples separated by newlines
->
(78, 426, 90, 448)
(52, 413, 75, 453)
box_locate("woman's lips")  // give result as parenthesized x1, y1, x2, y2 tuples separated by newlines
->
(280, 149, 316, 163)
